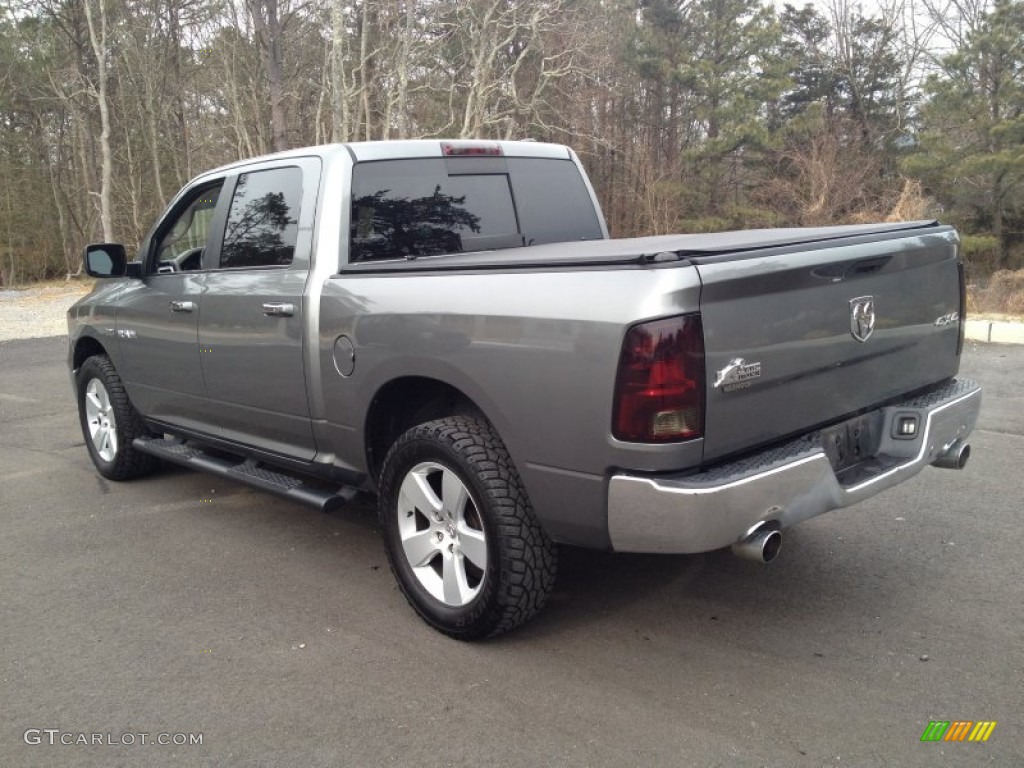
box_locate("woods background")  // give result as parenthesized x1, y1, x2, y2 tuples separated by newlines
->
(0, 0, 1021, 287)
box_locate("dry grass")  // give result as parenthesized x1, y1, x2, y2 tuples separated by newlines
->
(884, 179, 930, 222)
(2, 278, 94, 301)
(967, 270, 1024, 318)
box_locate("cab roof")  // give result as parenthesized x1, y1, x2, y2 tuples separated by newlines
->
(201, 139, 573, 178)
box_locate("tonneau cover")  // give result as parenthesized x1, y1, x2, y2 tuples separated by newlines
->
(343, 221, 944, 271)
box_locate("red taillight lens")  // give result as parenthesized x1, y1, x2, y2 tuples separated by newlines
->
(441, 141, 503, 157)
(612, 314, 704, 442)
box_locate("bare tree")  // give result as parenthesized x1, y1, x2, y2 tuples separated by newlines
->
(919, 0, 991, 53)
(248, 0, 289, 151)
(82, 0, 114, 241)
(330, 0, 352, 141)
(453, 0, 585, 139)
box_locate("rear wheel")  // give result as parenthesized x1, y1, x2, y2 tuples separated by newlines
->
(378, 415, 557, 639)
(76, 355, 159, 480)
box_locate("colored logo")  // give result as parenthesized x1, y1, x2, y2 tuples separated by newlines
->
(920, 720, 997, 742)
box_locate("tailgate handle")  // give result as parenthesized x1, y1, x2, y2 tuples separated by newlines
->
(846, 256, 891, 277)
(169, 300, 195, 313)
(262, 302, 295, 317)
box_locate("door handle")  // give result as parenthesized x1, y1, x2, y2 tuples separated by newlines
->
(262, 302, 295, 317)
(169, 300, 195, 313)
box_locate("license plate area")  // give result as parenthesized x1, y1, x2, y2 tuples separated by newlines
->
(821, 412, 884, 474)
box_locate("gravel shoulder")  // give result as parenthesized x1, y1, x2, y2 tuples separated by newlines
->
(0, 281, 94, 342)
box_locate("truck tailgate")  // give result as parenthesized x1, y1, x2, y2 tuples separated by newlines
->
(694, 226, 963, 462)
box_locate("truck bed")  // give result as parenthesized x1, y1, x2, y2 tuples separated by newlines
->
(334, 218, 964, 467)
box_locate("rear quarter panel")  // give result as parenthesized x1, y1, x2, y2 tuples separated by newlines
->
(317, 265, 703, 546)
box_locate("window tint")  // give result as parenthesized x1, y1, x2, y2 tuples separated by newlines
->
(351, 159, 520, 261)
(219, 167, 302, 269)
(155, 183, 222, 272)
(350, 157, 602, 262)
(446, 175, 519, 238)
(507, 158, 603, 245)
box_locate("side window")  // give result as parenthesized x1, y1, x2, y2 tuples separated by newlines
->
(154, 183, 223, 273)
(219, 167, 303, 269)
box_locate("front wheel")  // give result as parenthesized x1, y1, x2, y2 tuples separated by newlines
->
(378, 416, 557, 639)
(76, 355, 159, 480)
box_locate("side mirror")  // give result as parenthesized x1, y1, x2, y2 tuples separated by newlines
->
(83, 243, 128, 278)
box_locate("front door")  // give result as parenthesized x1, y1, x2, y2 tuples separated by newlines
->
(198, 161, 320, 460)
(116, 180, 227, 432)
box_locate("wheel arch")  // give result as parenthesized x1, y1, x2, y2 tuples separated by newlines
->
(72, 335, 110, 372)
(364, 376, 488, 481)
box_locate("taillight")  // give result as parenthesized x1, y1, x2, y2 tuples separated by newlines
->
(441, 141, 503, 157)
(612, 314, 704, 442)
(957, 258, 966, 356)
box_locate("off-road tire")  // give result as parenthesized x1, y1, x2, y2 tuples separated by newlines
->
(76, 355, 159, 480)
(378, 415, 557, 639)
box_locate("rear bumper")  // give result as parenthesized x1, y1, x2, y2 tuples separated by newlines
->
(607, 378, 981, 553)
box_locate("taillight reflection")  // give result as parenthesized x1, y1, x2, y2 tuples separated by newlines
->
(612, 314, 704, 442)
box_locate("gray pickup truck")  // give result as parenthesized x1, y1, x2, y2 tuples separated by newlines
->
(69, 139, 981, 638)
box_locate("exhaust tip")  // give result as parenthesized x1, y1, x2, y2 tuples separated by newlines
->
(956, 443, 971, 468)
(933, 440, 971, 470)
(732, 528, 782, 563)
(761, 530, 782, 562)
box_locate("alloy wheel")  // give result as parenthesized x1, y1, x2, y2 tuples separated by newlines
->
(84, 378, 118, 462)
(396, 461, 488, 607)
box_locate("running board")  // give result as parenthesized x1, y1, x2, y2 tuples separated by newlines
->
(132, 437, 358, 513)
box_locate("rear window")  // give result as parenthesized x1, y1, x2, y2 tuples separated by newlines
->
(350, 157, 602, 262)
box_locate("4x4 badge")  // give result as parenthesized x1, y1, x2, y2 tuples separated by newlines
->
(713, 358, 762, 391)
(850, 296, 876, 342)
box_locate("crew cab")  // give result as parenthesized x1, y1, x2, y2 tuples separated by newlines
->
(69, 140, 981, 638)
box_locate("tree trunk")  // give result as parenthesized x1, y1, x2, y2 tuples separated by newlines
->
(250, 0, 289, 152)
(4, 156, 14, 286)
(358, 1, 374, 140)
(41, 118, 76, 276)
(330, 0, 348, 142)
(395, 0, 416, 139)
(993, 173, 1006, 269)
(168, 2, 192, 184)
(83, 0, 113, 242)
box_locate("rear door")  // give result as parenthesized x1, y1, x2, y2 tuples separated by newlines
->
(695, 227, 963, 462)
(198, 159, 321, 459)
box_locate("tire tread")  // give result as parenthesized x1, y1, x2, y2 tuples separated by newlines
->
(78, 355, 159, 481)
(379, 415, 557, 639)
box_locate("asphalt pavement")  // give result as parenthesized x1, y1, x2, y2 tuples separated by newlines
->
(1, 337, 1022, 767)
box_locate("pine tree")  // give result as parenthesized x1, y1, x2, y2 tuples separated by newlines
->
(906, 0, 1024, 269)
